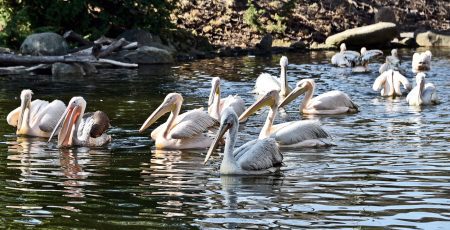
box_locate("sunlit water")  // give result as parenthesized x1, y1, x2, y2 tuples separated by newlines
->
(0, 48, 449, 229)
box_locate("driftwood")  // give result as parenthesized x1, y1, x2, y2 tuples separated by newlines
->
(97, 38, 127, 58)
(0, 64, 49, 75)
(63, 30, 93, 46)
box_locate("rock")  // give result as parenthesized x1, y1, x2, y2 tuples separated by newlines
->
(375, 7, 396, 24)
(401, 37, 416, 47)
(52, 63, 85, 76)
(400, 32, 414, 39)
(325, 22, 398, 47)
(255, 34, 273, 53)
(20, 32, 69, 56)
(117, 29, 153, 46)
(415, 31, 450, 47)
(115, 46, 174, 64)
(309, 42, 336, 50)
(290, 40, 307, 50)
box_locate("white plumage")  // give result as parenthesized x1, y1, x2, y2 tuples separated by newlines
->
(406, 73, 438, 106)
(208, 77, 245, 120)
(412, 50, 432, 73)
(379, 49, 404, 74)
(373, 69, 411, 97)
(253, 56, 291, 97)
(7, 89, 66, 137)
(279, 79, 358, 115)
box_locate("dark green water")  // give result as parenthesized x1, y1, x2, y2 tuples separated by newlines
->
(0, 48, 449, 229)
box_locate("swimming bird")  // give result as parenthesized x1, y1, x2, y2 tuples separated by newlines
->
(204, 108, 283, 175)
(331, 43, 358, 67)
(379, 49, 403, 74)
(139, 93, 219, 149)
(279, 79, 358, 115)
(406, 73, 438, 106)
(239, 90, 331, 147)
(6, 89, 66, 138)
(344, 47, 383, 72)
(412, 50, 432, 73)
(48, 97, 111, 147)
(373, 69, 411, 97)
(253, 56, 291, 97)
(208, 77, 245, 120)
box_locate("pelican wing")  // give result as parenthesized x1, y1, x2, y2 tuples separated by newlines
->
(373, 71, 389, 91)
(85, 111, 111, 138)
(270, 120, 330, 145)
(310, 91, 358, 111)
(254, 73, 281, 94)
(220, 95, 246, 117)
(6, 107, 21, 127)
(393, 71, 411, 91)
(361, 49, 383, 62)
(342, 50, 361, 63)
(235, 138, 283, 171)
(332, 53, 351, 67)
(169, 108, 219, 139)
(422, 83, 438, 104)
(38, 100, 66, 132)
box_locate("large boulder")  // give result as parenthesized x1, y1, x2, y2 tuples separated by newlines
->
(115, 46, 174, 64)
(325, 22, 397, 47)
(20, 32, 69, 56)
(52, 63, 85, 76)
(416, 31, 450, 47)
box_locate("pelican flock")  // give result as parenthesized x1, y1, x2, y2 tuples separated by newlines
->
(279, 79, 358, 115)
(7, 46, 439, 176)
(7, 89, 66, 138)
(48, 96, 111, 147)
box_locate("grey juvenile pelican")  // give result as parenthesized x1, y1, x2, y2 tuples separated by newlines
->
(204, 108, 283, 175)
(7, 89, 66, 138)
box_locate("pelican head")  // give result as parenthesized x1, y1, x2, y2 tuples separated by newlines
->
(17, 89, 33, 130)
(278, 79, 314, 108)
(238, 90, 279, 122)
(360, 47, 367, 55)
(280, 56, 288, 68)
(204, 108, 238, 164)
(48, 96, 86, 147)
(391, 49, 398, 57)
(208, 77, 221, 106)
(139, 93, 183, 133)
(340, 43, 346, 52)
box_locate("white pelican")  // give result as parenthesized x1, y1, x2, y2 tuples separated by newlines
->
(48, 97, 111, 147)
(239, 90, 331, 147)
(279, 79, 358, 115)
(6, 89, 66, 138)
(139, 93, 219, 150)
(412, 50, 432, 73)
(406, 73, 438, 106)
(373, 69, 411, 97)
(344, 47, 383, 72)
(208, 77, 245, 120)
(204, 108, 283, 175)
(253, 56, 291, 97)
(379, 49, 403, 74)
(331, 43, 357, 67)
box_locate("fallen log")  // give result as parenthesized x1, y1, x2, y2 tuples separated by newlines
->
(63, 30, 93, 46)
(97, 38, 127, 58)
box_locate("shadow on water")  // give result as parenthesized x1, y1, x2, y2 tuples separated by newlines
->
(0, 47, 449, 228)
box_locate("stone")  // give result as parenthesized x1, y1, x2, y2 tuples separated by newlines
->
(20, 32, 69, 56)
(325, 22, 398, 47)
(115, 46, 174, 64)
(290, 40, 307, 50)
(415, 31, 450, 47)
(375, 7, 396, 24)
(52, 63, 85, 76)
(117, 29, 153, 46)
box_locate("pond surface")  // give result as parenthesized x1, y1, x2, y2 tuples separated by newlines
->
(0, 48, 449, 229)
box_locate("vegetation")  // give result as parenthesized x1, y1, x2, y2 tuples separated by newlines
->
(0, 0, 174, 48)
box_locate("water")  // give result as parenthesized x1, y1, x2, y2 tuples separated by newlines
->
(0, 48, 449, 229)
